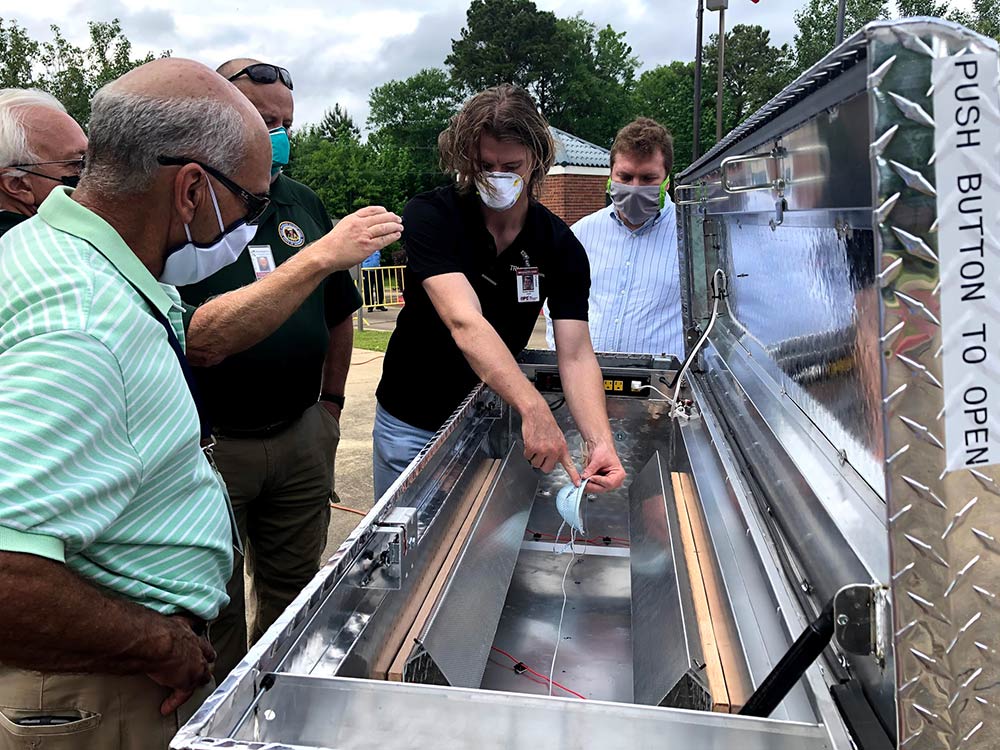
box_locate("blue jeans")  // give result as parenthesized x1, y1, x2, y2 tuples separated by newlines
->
(372, 403, 436, 500)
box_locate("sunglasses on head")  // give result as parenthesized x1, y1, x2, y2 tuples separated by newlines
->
(226, 63, 293, 91)
(157, 155, 271, 225)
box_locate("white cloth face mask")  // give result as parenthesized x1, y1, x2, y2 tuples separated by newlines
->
(160, 180, 256, 286)
(476, 171, 524, 211)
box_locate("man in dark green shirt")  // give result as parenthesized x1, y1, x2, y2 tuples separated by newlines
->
(179, 58, 403, 680)
(0, 88, 87, 237)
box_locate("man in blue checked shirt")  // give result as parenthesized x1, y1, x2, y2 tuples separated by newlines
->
(546, 117, 682, 356)
(361, 249, 387, 311)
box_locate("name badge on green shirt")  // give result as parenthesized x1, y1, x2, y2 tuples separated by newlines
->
(249, 245, 275, 279)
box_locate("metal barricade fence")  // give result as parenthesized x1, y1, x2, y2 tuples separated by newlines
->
(355, 265, 405, 331)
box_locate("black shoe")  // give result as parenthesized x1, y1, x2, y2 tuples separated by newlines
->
(376, 306, 388, 311)
(367, 307, 374, 312)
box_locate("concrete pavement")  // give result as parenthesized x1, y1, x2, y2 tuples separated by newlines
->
(322, 347, 384, 561)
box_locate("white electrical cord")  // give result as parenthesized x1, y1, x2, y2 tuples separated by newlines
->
(548, 521, 577, 696)
(636, 383, 674, 402)
(669, 269, 726, 417)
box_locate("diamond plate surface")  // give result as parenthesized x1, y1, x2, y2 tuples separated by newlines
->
(870, 21, 1000, 750)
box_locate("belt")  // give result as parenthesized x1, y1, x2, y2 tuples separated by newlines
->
(214, 416, 298, 440)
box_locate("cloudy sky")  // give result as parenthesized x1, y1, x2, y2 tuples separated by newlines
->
(0, 0, 972, 129)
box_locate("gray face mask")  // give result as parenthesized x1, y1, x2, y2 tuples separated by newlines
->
(609, 181, 662, 226)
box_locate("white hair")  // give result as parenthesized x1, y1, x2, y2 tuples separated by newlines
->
(0, 88, 68, 173)
(83, 86, 250, 195)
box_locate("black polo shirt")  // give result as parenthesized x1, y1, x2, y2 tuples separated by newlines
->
(376, 184, 590, 431)
(180, 173, 362, 431)
(0, 210, 27, 238)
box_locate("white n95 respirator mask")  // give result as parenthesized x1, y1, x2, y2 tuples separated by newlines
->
(476, 171, 524, 212)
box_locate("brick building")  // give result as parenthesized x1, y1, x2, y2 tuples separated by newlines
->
(538, 126, 610, 227)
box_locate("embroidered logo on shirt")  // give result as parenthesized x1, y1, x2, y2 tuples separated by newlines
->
(278, 221, 306, 248)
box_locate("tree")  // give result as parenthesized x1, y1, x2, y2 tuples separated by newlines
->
(953, 0, 1000, 39)
(315, 104, 360, 142)
(446, 1, 638, 147)
(897, 0, 999, 38)
(367, 68, 461, 196)
(793, 0, 889, 69)
(544, 17, 639, 147)
(288, 117, 412, 217)
(0, 19, 165, 126)
(0, 18, 38, 88)
(632, 62, 713, 174)
(896, 0, 952, 15)
(446, 0, 562, 108)
(704, 24, 796, 136)
(37, 20, 163, 126)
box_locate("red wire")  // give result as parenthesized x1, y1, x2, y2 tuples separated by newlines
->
(489, 646, 587, 700)
(526, 528, 629, 547)
(329, 503, 368, 517)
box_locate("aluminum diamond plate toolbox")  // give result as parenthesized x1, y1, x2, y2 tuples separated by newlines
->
(868, 21, 1000, 750)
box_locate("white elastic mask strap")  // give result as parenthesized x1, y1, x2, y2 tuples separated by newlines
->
(206, 179, 225, 234)
(182, 179, 225, 244)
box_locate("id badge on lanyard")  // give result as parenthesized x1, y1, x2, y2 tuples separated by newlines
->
(516, 250, 540, 303)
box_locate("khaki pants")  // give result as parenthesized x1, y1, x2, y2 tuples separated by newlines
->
(0, 667, 211, 750)
(210, 402, 338, 680)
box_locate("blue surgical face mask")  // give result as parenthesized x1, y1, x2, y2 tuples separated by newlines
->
(269, 127, 290, 177)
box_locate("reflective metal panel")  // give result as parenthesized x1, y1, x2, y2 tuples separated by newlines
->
(629, 452, 710, 708)
(232, 674, 834, 750)
(481, 548, 634, 702)
(698, 341, 895, 731)
(867, 20, 1000, 750)
(721, 219, 883, 492)
(418, 443, 537, 688)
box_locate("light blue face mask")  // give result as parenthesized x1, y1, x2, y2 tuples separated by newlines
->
(269, 127, 290, 177)
(555, 478, 590, 536)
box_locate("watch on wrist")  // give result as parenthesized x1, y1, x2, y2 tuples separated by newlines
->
(320, 392, 345, 409)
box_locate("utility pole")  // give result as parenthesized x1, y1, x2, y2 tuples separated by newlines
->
(716, 6, 726, 142)
(706, 0, 728, 143)
(692, 0, 705, 162)
(835, 0, 847, 44)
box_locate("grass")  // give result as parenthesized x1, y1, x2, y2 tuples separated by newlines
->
(354, 329, 391, 352)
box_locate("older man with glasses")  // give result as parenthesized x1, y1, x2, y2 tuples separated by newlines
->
(0, 58, 270, 750)
(0, 88, 87, 237)
(177, 57, 402, 681)
(0, 58, 400, 748)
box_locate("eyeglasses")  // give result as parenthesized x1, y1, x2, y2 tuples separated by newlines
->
(226, 63, 293, 91)
(6, 158, 84, 187)
(157, 155, 271, 225)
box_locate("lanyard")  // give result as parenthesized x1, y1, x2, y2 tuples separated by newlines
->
(146, 304, 213, 443)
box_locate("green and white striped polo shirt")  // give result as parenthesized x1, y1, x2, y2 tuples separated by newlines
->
(0, 188, 232, 620)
